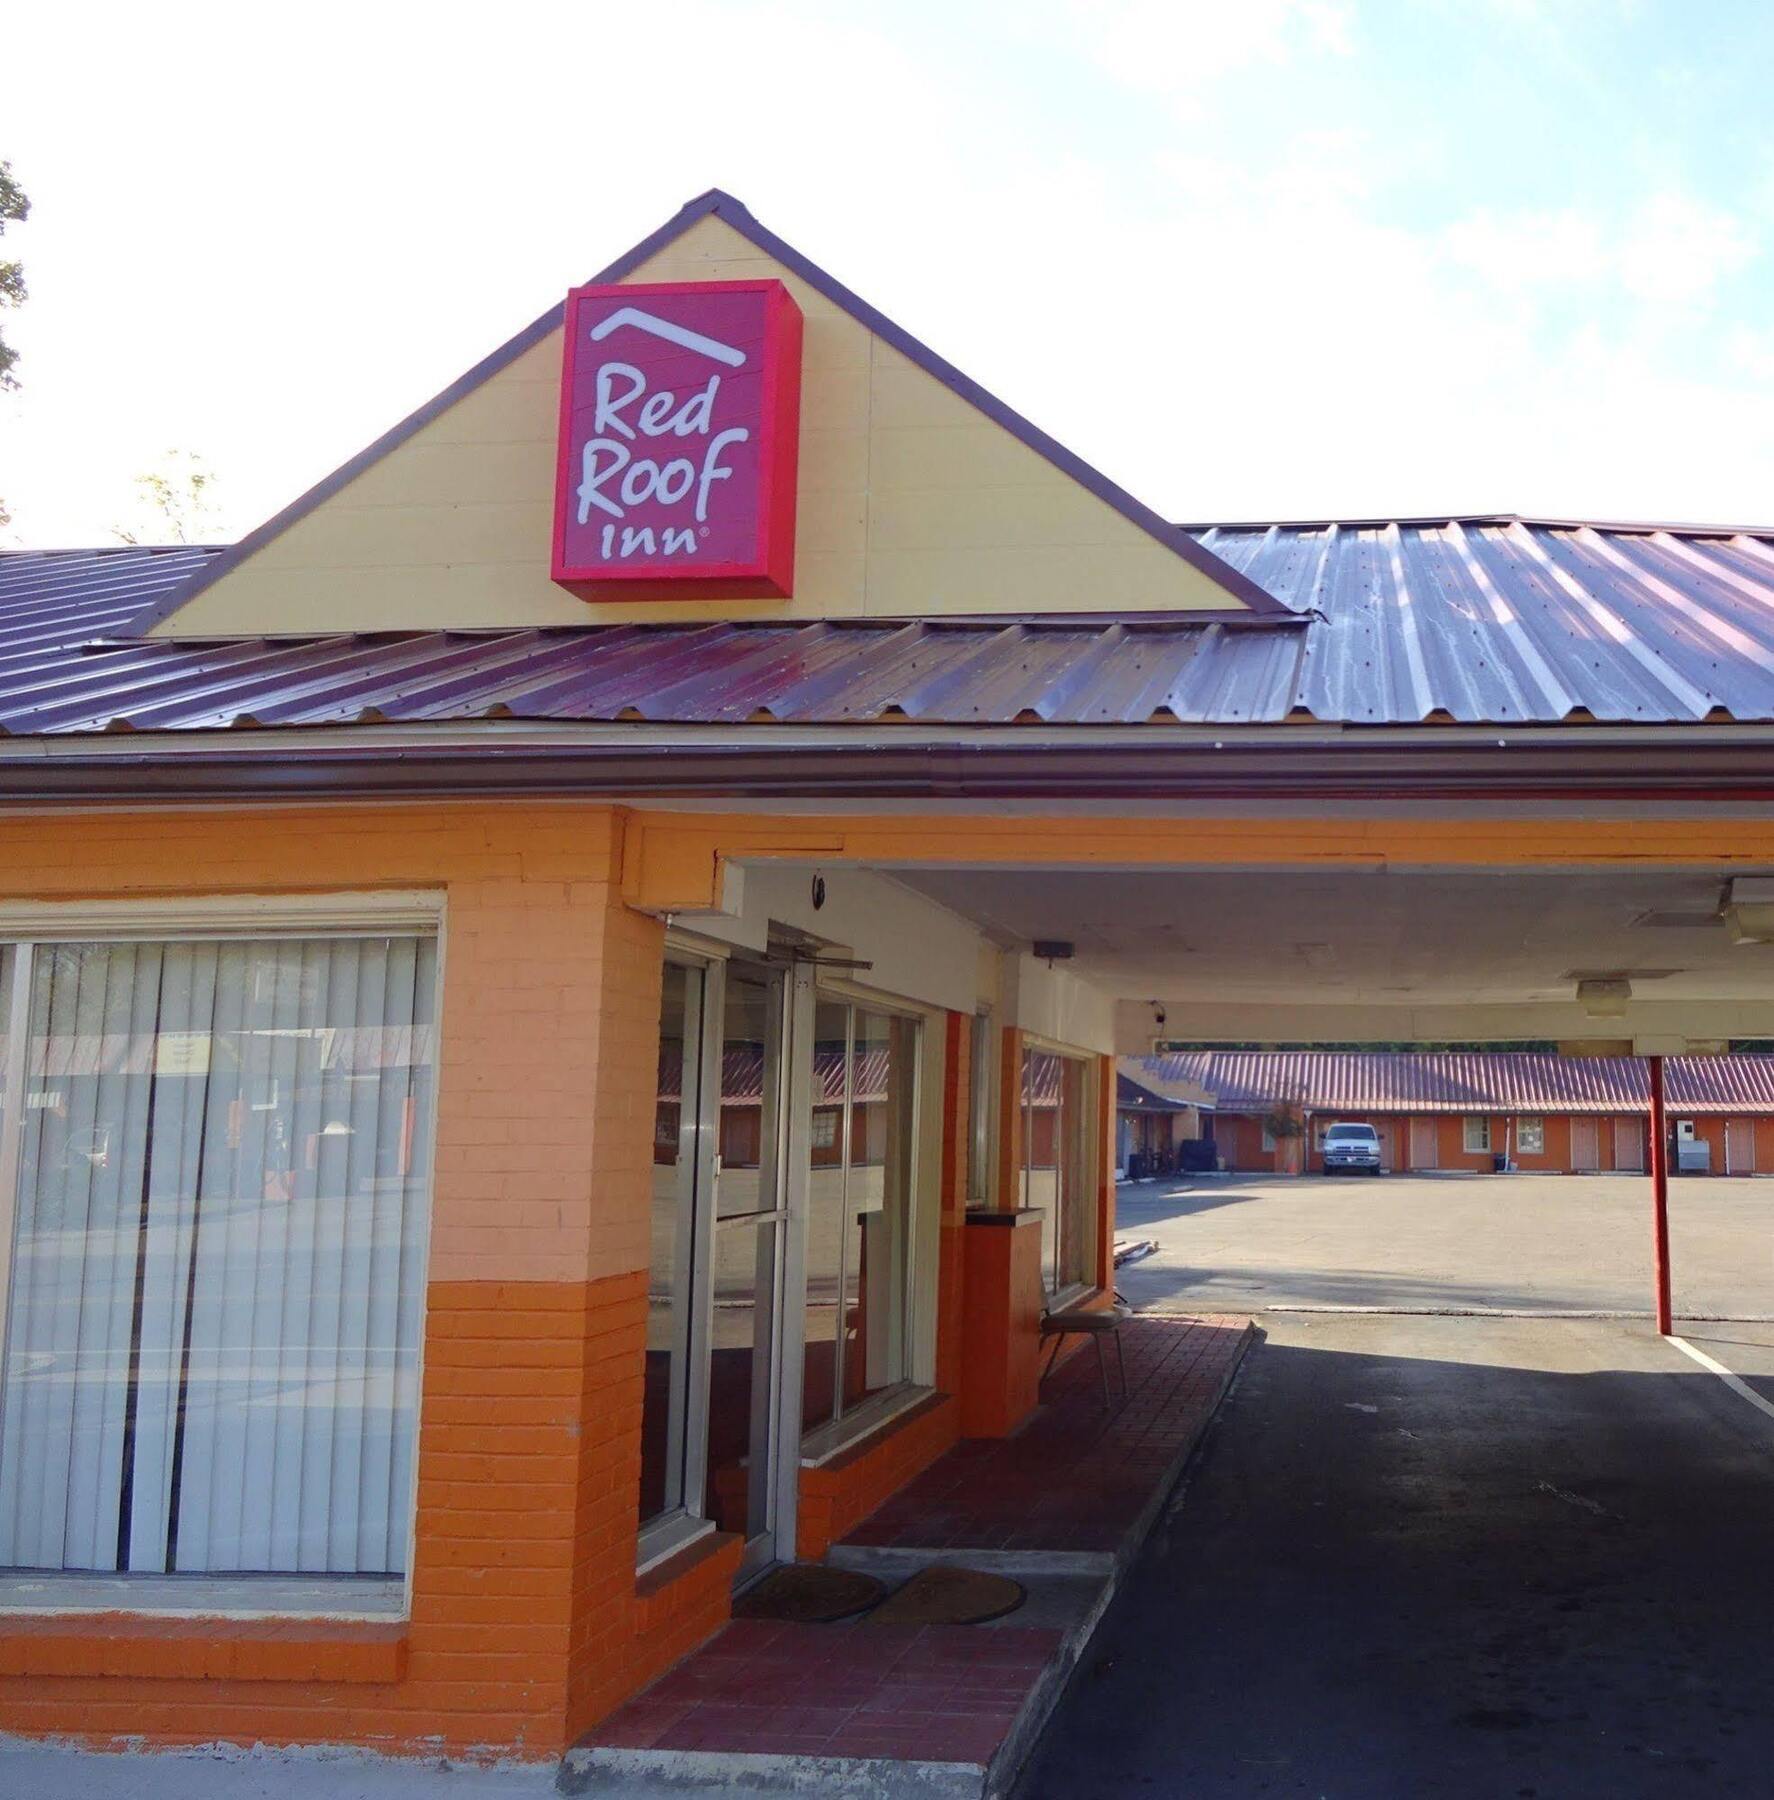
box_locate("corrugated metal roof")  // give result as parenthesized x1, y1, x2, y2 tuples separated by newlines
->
(1133, 1051, 1774, 1115)
(6, 518, 1774, 734)
(1117, 1070, 1213, 1113)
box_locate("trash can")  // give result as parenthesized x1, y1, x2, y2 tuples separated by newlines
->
(1492, 1152, 1508, 1173)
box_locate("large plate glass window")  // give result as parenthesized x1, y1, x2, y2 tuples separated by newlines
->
(1021, 1045, 1096, 1296)
(0, 934, 436, 1601)
(802, 1000, 919, 1436)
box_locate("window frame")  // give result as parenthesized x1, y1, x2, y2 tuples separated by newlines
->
(799, 987, 925, 1450)
(637, 943, 727, 1577)
(968, 1010, 995, 1209)
(1516, 1116, 1545, 1156)
(1019, 1038, 1099, 1302)
(0, 892, 445, 1622)
(1463, 1115, 1492, 1154)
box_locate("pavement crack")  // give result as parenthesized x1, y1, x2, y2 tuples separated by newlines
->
(1535, 1480, 1619, 1520)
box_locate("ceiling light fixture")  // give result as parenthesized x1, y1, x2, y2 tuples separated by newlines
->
(1576, 977, 1632, 1019)
(1725, 878, 1774, 945)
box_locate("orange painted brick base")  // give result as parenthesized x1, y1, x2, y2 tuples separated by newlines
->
(796, 1394, 962, 1559)
(0, 1618, 407, 1684)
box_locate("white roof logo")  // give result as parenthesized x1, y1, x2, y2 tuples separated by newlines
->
(588, 306, 746, 368)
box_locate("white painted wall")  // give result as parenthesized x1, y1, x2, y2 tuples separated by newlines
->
(1003, 952, 1117, 1055)
(674, 862, 981, 1016)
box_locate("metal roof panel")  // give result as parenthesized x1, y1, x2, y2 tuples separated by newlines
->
(6, 519, 1774, 734)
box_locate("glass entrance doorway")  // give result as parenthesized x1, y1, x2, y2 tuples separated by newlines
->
(706, 965, 790, 1576)
(642, 955, 798, 1581)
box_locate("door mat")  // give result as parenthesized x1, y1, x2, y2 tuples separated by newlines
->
(731, 1563, 886, 1623)
(865, 1563, 1027, 1626)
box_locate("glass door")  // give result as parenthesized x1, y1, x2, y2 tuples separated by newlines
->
(705, 962, 796, 1577)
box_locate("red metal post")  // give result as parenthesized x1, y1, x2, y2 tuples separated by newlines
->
(1648, 1054, 1673, 1334)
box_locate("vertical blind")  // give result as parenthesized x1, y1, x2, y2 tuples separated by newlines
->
(0, 935, 436, 1578)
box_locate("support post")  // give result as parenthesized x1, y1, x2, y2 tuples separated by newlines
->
(1648, 1054, 1673, 1335)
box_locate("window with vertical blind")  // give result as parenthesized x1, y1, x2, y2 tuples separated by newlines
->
(0, 933, 437, 1600)
(1021, 1045, 1096, 1296)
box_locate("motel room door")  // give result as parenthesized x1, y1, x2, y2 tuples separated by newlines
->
(1409, 1117, 1437, 1170)
(1727, 1118, 1756, 1173)
(1571, 1118, 1601, 1172)
(1614, 1119, 1646, 1173)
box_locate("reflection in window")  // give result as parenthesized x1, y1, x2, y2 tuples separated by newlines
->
(803, 1002, 918, 1436)
(1022, 1046, 1096, 1295)
(641, 962, 701, 1528)
(0, 936, 435, 1579)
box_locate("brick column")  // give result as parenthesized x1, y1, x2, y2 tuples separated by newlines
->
(959, 1025, 1042, 1436)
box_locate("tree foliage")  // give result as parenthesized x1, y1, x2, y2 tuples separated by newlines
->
(0, 160, 27, 392)
(114, 449, 221, 545)
(0, 159, 26, 531)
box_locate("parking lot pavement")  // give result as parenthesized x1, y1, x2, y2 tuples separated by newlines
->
(1665, 1320, 1774, 1407)
(1114, 1172, 1774, 1319)
(1016, 1312, 1774, 1800)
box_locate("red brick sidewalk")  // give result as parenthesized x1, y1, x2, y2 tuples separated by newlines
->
(841, 1315, 1250, 1557)
(567, 1315, 1253, 1793)
(590, 1618, 1062, 1766)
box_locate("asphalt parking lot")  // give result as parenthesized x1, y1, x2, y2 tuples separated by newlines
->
(1018, 1312, 1774, 1799)
(1114, 1172, 1774, 1321)
(1016, 1174, 1774, 1796)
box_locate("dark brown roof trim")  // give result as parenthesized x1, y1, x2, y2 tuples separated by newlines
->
(9, 731, 1774, 805)
(124, 190, 1287, 637)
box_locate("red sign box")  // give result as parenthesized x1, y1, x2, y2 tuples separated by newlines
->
(552, 280, 803, 599)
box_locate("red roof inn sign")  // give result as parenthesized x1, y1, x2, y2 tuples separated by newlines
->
(552, 280, 804, 598)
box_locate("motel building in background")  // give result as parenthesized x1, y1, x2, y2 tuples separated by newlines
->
(1120, 1050, 1774, 1177)
(4, 190, 1774, 1771)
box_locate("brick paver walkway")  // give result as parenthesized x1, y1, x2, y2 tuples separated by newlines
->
(841, 1315, 1251, 1554)
(593, 1618, 1061, 1765)
(575, 1315, 1252, 1783)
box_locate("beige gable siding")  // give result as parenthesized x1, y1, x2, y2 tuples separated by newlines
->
(152, 215, 1251, 637)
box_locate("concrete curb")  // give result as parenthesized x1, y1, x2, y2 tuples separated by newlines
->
(559, 1747, 984, 1797)
(978, 1318, 1258, 1797)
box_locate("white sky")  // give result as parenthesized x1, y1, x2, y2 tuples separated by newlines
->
(4, 0, 1773, 548)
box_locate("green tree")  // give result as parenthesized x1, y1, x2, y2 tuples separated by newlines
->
(0, 160, 28, 531)
(114, 449, 222, 545)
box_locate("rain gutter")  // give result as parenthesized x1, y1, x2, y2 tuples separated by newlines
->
(4, 722, 1774, 804)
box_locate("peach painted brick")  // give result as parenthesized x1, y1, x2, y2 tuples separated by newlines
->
(0, 805, 725, 1757)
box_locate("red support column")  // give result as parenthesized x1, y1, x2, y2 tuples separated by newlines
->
(1648, 1054, 1673, 1334)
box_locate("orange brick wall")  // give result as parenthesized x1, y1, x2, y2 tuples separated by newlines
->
(1203, 1108, 1774, 1176)
(0, 803, 725, 1758)
(796, 1396, 961, 1560)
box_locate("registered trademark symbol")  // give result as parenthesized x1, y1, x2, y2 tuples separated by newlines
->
(699, 526, 709, 538)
